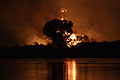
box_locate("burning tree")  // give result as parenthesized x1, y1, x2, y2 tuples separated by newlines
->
(42, 8, 90, 48)
(42, 19, 73, 47)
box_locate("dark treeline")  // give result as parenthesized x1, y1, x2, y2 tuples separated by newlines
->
(0, 19, 120, 58)
(0, 40, 120, 58)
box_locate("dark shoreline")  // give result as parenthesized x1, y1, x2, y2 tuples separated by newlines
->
(0, 47, 120, 58)
(0, 41, 120, 58)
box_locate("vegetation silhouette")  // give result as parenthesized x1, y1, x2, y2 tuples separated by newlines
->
(42, 19, 73, 47)
(0, 40, 120, 58)
(0, 19, 120, 58)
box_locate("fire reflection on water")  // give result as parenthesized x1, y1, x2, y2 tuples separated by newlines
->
(0, 59, 120, 80)
(65, 60, 76, 80)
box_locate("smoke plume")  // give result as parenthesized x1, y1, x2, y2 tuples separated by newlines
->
(0, 0, 120, 47)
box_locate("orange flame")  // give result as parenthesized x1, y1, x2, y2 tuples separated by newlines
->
(65, 32, 84, 48)
(59, 8, 89, 47)
(59, 8, 68, 21)
(60, 8, 67, 13)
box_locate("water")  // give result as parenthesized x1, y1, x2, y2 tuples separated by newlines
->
(0, 58, 120, 80)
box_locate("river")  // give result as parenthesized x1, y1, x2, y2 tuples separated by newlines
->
(0, 58, 120, 80)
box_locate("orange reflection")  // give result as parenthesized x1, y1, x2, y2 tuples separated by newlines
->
(66, 60, 76, 80)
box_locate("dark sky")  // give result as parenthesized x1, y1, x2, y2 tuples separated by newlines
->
(0, 0, 120, 47)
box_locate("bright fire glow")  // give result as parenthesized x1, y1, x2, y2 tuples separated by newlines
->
(65, 32, 84, 48)
(26, 35, 48, 46)
(60, 17, 64, 21)
(59, 8, 68, 21)
(70, 34, 76, 40)
(59, 17, 68, 21)
(59, 8, 88, 47)
(60, 8, 67, 13)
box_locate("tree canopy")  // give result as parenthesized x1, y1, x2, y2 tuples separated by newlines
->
(42, 19, 73, 47)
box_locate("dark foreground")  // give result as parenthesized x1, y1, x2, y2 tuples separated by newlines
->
(0, 41, 120, 58)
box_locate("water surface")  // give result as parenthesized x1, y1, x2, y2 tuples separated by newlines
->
(0, 58, 120, 80)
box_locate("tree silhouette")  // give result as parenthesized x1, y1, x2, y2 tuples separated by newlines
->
(83, 35, 89, 42)
(43, 19, 73, 47)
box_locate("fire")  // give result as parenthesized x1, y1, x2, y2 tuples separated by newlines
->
(66, 33, 83, 48)
(26, 35, 48, 46)
(26, 8, 90, 47)
(60, 8, 67, 13)
(63, 31, 79, 47)
(58, 8, 89, 47)
(63, 30, 89, 47)
(70, 34, 77, 40)
(60, 17, 64, 21)
(59, 17, 68, 21)
(59, 8, 68, 21)
(66, 33, 89, 47)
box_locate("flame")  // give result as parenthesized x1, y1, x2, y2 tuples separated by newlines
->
(70, 34, 76, 40)
(59, 8, 89, 47)
(59, 8, 68, 21)
(60, 17, 64, 21)
(59, 17, 68, 21)
(64, 32, 84, 48)
(60, 8, 67, 13)
(26, 35, 48, 46)
(59, 7, 88, 47)
(66, 33, 89, 47)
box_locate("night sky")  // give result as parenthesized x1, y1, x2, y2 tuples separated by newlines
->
(0, 0, 120, 47)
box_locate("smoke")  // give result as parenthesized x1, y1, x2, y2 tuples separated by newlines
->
(0, 0, 61, 47)
(0, 0, 120, 47)
(59, 0, 120, 42)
